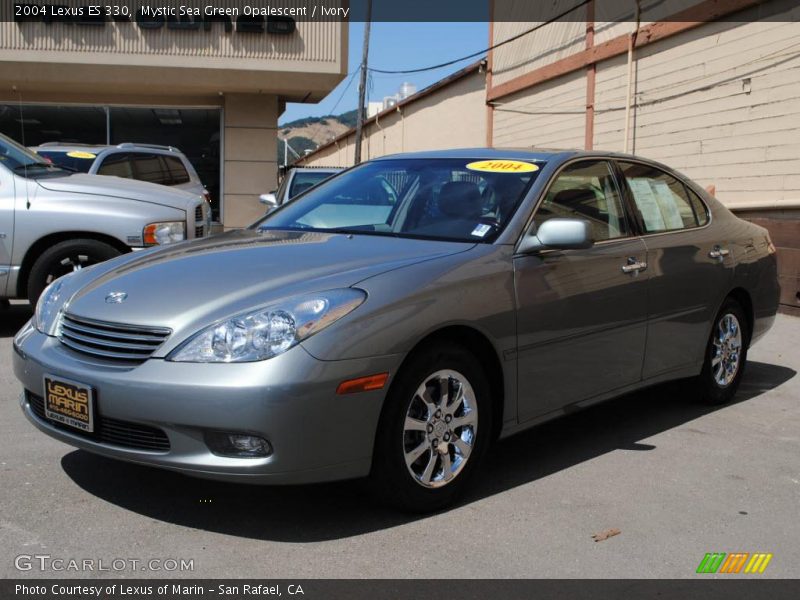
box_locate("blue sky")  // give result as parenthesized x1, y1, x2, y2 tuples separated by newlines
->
(279, 21, 489, 125)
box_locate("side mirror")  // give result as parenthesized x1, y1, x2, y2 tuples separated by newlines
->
(518, 218, 594, 253)
(259, 193, 278, 209)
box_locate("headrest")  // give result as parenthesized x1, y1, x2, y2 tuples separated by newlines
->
(438, 181, 483, 219)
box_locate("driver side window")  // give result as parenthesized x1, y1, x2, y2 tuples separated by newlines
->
(534, 160, 630, 242)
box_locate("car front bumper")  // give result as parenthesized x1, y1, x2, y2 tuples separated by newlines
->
(13, 321, 400, 484)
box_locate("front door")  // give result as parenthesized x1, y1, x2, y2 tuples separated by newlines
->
(514, 160, 648, 422)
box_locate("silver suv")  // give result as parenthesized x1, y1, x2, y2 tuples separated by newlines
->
(0, 133, 210, 303)
(32, 142, 209, 203)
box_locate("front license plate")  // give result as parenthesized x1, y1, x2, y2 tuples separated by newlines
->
(43, 375, 94, 433)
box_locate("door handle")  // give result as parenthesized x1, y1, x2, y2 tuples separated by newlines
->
(621, 257, 647, 274)
(709, 245, 730, 260)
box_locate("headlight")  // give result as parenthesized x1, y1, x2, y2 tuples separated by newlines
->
(168, 288, 366, 363)
(33, 276, 70, 335)
(143, 221, 185, 246)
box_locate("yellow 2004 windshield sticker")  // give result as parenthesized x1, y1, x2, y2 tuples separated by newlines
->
(66, 151, 97, 159)
(466, 160, 539, 174)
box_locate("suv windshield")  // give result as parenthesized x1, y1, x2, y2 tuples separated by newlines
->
(0, 134, 73, 178)
(36, 150, 95, 173)
(255, 158, 541, 243)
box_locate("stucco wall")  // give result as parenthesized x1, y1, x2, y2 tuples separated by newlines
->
(223, 94, 278, 229)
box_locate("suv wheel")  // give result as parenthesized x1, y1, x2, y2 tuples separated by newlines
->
(27, 239, 121, 304)
(371, 342, 492, 512)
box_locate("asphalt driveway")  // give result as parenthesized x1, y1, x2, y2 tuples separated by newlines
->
(1, 302, 798, 578)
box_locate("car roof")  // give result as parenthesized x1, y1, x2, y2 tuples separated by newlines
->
(372, 147, 667, 164)
(33, 143, 185, 155)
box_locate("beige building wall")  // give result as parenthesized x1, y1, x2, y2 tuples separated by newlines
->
(223, 94, 279, 229)
(492, 69, 586, 149)
(595, 17, 800, 210)
(299, 66, 487, 168)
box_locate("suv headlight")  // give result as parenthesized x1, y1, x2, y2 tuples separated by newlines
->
(144, 221, 185, 246)
(33, 276, 70, 335)
(168, 288, 366, 363)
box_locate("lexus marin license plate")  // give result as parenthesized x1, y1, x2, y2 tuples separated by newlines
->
(43, 375, 94, 433)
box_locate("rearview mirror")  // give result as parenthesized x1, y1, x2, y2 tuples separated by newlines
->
(518, 218, 594, 253)
(259, 193, 278, 209)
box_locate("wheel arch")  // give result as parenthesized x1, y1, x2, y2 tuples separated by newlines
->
(726, 287, 754, 346)
(17, 232, 130, 298)
(390, 324, 506, 441)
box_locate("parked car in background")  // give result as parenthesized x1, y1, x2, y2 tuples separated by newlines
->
(13, 149, 779, 512)
(0, 133, 210, 303)
(260, 166, 343, 210)
(32, 142, 211, 206)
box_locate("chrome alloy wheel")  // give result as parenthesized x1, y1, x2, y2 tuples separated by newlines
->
(402, 369, 478, 489)
(711, 313, 743, 387)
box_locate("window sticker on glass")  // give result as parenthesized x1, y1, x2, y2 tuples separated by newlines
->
(66, 151, 96, 159)
(466, 160, 539, 174)
(628, 178, 666, 231)
(650, 179, 684, 229)
(471, 223, 493, 238)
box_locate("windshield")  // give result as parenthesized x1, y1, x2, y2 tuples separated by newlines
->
(255, 158, 541, 243)
(0, 133, 73, 177)
(36, 150, 95, 173)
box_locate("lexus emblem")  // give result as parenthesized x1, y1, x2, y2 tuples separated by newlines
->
(105, 292, 128, 304)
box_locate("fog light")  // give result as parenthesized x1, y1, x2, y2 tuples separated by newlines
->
(205, 432, 272, 458)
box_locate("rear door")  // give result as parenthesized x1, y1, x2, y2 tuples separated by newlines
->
(514, 159, 649, 422)
(616, 160, 734, 379)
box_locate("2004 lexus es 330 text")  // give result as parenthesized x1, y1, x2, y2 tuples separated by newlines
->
(13, 150, 779, 511)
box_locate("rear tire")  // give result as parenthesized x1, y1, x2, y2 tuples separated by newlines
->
(370, 342, 492, 512)
(27, 239, 121, 305)
(698, 298, 749, 405)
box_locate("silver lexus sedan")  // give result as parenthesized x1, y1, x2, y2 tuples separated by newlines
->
(13, 149, 779, 511)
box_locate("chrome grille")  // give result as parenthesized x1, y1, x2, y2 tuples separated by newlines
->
(27, 392, 170, 452)
(195, 225, 204, 238)
(58, 313, 171, 363)
(195, 204, 204, 222)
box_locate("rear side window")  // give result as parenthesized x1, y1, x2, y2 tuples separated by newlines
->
(534, 160, 630, 242)
(97, 153, 135, 178)
(132, 154, 168, 185)
(163, 156, 191, 185)
(619, 162, 709, 233)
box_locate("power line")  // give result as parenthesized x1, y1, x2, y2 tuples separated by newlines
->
(367, 0, 591, 75)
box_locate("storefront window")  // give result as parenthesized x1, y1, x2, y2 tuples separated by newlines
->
(109, 107, 221, 219)
(0, 103, 222, 220)
(0, 104, 106, 146)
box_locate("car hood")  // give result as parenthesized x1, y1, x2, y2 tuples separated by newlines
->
(64, 229, 474, 345)
(36, 173, 198, 211)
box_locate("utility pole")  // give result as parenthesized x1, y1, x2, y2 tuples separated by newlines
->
(354, 0, 372, 165)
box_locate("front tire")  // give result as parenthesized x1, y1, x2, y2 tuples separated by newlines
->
(27, 239, 121, 305)
(698, 298, 749, 405)
(370, 342, 492, 512)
